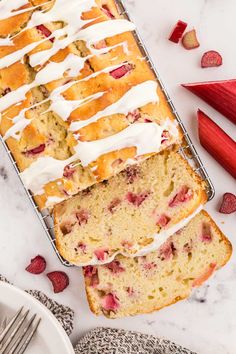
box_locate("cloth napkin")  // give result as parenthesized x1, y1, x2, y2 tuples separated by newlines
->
(0, 275, 196, 354)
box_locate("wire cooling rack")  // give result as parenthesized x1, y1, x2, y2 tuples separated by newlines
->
(0, 0, 215, 267)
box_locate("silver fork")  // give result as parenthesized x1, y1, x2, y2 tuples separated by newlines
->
(0, 307, 41, 354)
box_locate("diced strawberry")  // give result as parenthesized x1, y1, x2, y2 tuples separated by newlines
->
(125, 165, 140, 184)
(76, 210, 89, 226)
(83, 266, 99, 287)
(47, 271, 69, 293)
(102, 293, 120, 311)
(110, 63, 133, 79)
(105, 260, 125, 273)
(157, 214, 171, 227)
(198, 110, 236, 178)
(63, 165, 76, 178)
(126, 191, 150, 207)
(25, 144, 45, 156)
(101, 5, 115, 19)
(108, 198, 121, 213)
(219, 193, 236, 214)
(159, 241, 175, 260)
(168, 20, 188, 43)
(182, 79, 236, 124)
(169, 186, 193, 207)
(126, 109, 141, 123)
(25, 255, 46, 275)
(201, 50, 223, 68)
(60, 220, 74, 235)
(182, 29, 200, 50)
(36, 25, 54, 42)
(192, 263, 217, 287)
(95, 248, 109, 261)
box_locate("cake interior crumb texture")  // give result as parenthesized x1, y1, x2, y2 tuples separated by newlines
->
(84, 210, 232, 318)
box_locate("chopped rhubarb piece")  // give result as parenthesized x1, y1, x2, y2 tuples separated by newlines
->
(182, 29, 200, 50)
(36, 25, 54, 42)
(169, 186, 193, 207)
(83, 266, 99, 287)
(193, 263, 217, 287)
(126, 287, 135, 296)
(25, 255, 46, 275)
(125, 165, 140, 184)
(182, 79, 236, 124)
(219, 193, 236, 214)
(105, 260, 125, 273)
(77, 242, 87, 253)
(201, 223, 212, 243)
(76, 210, 89, 226)
(157, 214, 171, 227)
(201, 50, 223, 68)
(161, 130, 171, 144)
(95, 248, 109, 261)
(101, 5, 115, 19)
(143, 262, 157, 270)
(159, 241, 175, 260)
(63, 165, 76, 178)
(108, 198, 121, 213)
(102, 293, 120, 311)
(198, 110, 236, 178)
(126, 191, 150, 207)
(47, 271, 69, 293)
(126, 109, 141, 123)
(110, 63, 133, 79)
(169, 20, 188, 43)
(25, 144, 45, 156)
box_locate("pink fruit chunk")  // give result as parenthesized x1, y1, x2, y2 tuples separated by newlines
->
(143, 262, 157, 271)
(219, 193, 236, 214)
(77, 242, 87, 253)
(159, 241, 175, 260)
(25, 144, 45, 156)
(169, 186, 193, 207)
(126, 109, 141, 123)
(47, 271, 69, 293)
(95, 248, 109, 261)
(76, 210, 89, 226)
(198, 110, 236, 178)
(25, 255, 46, 275)
(36, 25, 54, 42)
(182, 29, 200, 50)
(126, 287, 135, 296)
(157, 214, 171, 227)
(63, 165, 76, 178)
(108, 198, 121, 214)
(201, 50, 223, 68)
(83, 266, 99, 287)
(101, 5, 115, 19)
(182, 79, 236, 124)
(201, 223, 212, 243)
(161, 130, 171, 144)
(102, 293, 120, 311)
(169, 20, 188, 43)
(105, 260, 125, 274)
(110, 63, 133, 79)
(125, 165, 140, 184)
(126, 191, 150, 207)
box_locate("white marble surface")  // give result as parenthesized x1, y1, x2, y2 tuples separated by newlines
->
(0, 1, 236, 353)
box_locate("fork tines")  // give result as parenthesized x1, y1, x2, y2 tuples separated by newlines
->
(0, 307, 41, 354)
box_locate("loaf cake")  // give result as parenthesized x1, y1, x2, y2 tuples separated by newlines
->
(83, 210, 232, 318)
(0, 0, 181, 210)
(54, 150, 207, 265)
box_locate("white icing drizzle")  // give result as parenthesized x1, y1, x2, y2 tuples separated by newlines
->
(29, 20, 135, 67)
(75, 205, 204, 266)
(70, 80, 159, 131)
(20, 119, 177, 194)
(74, 121, 167, 167)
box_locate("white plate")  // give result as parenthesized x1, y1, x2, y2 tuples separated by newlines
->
(0, 282, 74, 354)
